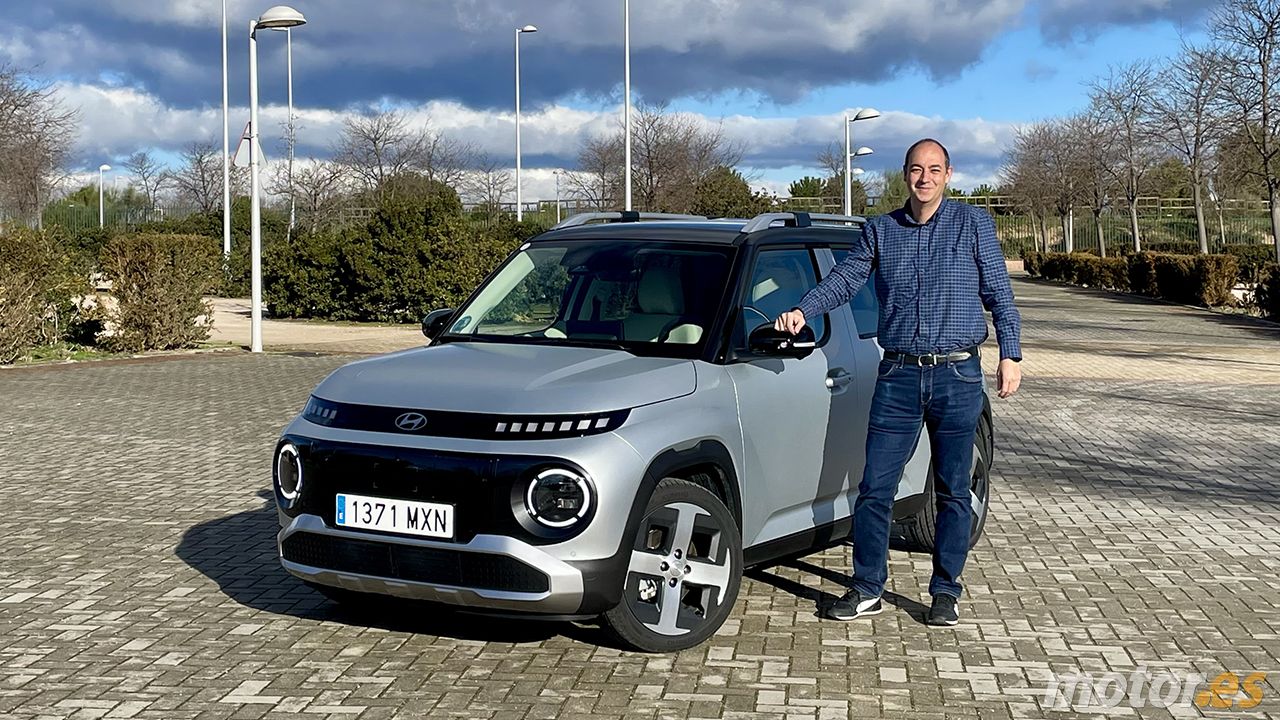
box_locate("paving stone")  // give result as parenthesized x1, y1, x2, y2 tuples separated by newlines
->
(1, 278, 1278, 719)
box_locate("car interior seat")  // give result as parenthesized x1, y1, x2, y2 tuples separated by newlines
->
(623, 266, 702, 343)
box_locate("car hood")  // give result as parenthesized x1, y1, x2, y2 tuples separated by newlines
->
(313, 342, 697, 414)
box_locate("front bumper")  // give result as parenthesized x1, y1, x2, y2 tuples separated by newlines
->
(279, 514, 588, 615)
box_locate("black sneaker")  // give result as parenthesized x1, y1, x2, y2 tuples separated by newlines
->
(827, 591, 882, 621)
(927, 594, 960, 626)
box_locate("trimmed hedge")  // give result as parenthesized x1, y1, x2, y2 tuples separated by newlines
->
(1025, 251, 1129, 291)
(100, 234, 220, 352)
(1025, 250, 1238, 307)
(0, 228, 93, 363)
(1256, 263, 1280, 320)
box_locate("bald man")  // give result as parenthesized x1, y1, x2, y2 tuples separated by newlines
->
(775, 138, 1022, 626)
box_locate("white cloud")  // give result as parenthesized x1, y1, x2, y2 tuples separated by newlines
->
(56, 81, 1016, 198)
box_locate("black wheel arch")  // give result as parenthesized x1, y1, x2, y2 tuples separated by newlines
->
(571, 439, 741, 615)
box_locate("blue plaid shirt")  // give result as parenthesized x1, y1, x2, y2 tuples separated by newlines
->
(796, 199, 1022, 361)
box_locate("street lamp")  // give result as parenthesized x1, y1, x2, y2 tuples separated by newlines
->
(843, 108, 880, 215)
(553, 169, 563, 223)
(515, 24, 537, 222)
(623, 0, 632, 211)
(98, 164, 111, 228)
(249, 4, 307, 353)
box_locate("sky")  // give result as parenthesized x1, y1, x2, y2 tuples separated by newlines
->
(0, 0, 1221, 200)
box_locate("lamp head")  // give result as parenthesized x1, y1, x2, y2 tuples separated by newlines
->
(99, 164, 111, 172)
(519, 24, 538, 33)
(257, 5, 307, 29)
(853, 108, 882, 122)
(854, 146, 874, 157)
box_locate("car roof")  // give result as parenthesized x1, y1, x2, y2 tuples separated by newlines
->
(531, 217, 866, 247)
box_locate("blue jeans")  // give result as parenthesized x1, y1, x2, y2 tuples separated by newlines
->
(851, 353, 985, 600)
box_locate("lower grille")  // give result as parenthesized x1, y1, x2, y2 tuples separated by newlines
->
(281, 532, 550, 593)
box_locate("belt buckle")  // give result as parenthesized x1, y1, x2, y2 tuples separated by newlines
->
(920, 354, 939, 366)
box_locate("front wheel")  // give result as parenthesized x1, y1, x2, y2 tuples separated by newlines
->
(603, 478, 742, 653)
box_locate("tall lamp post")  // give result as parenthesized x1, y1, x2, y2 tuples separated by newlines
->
(98, 164, 111, 229)
(249, 5, 307, 353)
(222, 0, 231, 260)
(514, 24, 537, 222)
(843, 108, 880, 215)
(623, 0, 632, 211)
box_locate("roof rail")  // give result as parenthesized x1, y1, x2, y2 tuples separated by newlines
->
(740, 211, 866, 234)
(551, 211, 708, 229)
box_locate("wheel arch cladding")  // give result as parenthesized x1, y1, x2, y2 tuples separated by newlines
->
(572, 439, 742, 615)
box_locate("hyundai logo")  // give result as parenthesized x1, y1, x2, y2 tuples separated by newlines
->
(394, 412, 429, 432)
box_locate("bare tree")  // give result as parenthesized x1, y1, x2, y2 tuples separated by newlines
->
(567, 135, 622, 210)
(123, 150, 166, 209)
(1213, 0, 1280, 261)
(1151, 44, 1226, 253)
(1004, 122, 1066, 251)
(629, 102, 743, 212)
(1070, 111, 1120, 257)
(270, 158, 350, 235)
(1091, 61, 1159, 251)
(0, 64, 78, 227)
(461, 154, 515, 216)
(334, 110, 473, 201)
(165, 142, 223, 213)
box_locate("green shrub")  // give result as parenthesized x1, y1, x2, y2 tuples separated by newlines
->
(1256, 263, 1280, 320)
(1140, 253, 1239, 306)
(1221, 245, 1276, 285)
(100, 234, 220, 352)
(1128, 252, 1160, 296)
(1021, 249, 1043, 276)
(139, 197, 288, 297)
(1100, 257, 1130, 292)
(263, 231, 348, 319)
(0, 229, 93, 363)
(264, 199, 533, 323)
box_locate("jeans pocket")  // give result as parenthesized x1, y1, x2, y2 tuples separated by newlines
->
(877, 359, 901, 379)
(949, 360, 984, 384)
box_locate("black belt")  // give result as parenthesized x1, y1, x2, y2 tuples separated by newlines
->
(883, 346, 978, 366)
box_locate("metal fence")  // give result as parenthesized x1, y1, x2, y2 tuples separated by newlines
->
(37, 204, 202, 234)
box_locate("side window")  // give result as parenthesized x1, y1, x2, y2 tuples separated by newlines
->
(832, 249, 878, 339)
(741, 248, 825, 343)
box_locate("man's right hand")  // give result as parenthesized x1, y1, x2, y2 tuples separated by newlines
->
(774, 309, 806, 335)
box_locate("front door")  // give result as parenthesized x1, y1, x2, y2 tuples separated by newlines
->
(726, 246, 864, 549)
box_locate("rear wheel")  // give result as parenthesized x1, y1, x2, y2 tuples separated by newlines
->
(603, 478, 742, 653)
(895, 413, 993, 551)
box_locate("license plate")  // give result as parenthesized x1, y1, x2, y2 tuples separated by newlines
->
(335, 493, 454, 539)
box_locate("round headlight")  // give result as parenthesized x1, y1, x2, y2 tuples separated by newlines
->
(276, 443, 303, 501)
(525, 468, 592, 528)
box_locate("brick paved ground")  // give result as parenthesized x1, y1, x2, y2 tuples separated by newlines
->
(2, 278, 1278, 719)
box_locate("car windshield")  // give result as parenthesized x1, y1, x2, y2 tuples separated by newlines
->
(440, 240, 735, 357)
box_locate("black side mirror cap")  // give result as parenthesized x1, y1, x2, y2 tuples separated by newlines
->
(748, 323, 817, 359)
(422, 308, 454, 341)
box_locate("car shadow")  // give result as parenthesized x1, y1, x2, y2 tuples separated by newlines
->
(745, 553, 931, 625)
(174, 490, 617, 647)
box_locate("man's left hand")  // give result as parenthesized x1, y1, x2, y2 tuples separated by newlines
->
(996, 359, 1021, 399)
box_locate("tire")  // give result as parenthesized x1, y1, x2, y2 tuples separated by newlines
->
(603, 478, 743, 653)
(895, 412, 993, 552)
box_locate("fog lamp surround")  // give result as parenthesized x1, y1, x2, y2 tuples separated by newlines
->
(275, 443, 304, 502)
(525, 467, 592, 528)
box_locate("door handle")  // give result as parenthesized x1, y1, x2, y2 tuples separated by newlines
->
(826, 371, 853, 390)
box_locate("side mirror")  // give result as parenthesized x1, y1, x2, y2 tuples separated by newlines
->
(421, 308, 454, 340)
(748, 323, 817, 359)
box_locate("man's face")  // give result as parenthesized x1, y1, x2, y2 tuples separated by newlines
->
(905, 143, 953, 206)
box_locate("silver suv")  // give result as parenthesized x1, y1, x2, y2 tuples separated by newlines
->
(273, 211, 994, 652)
